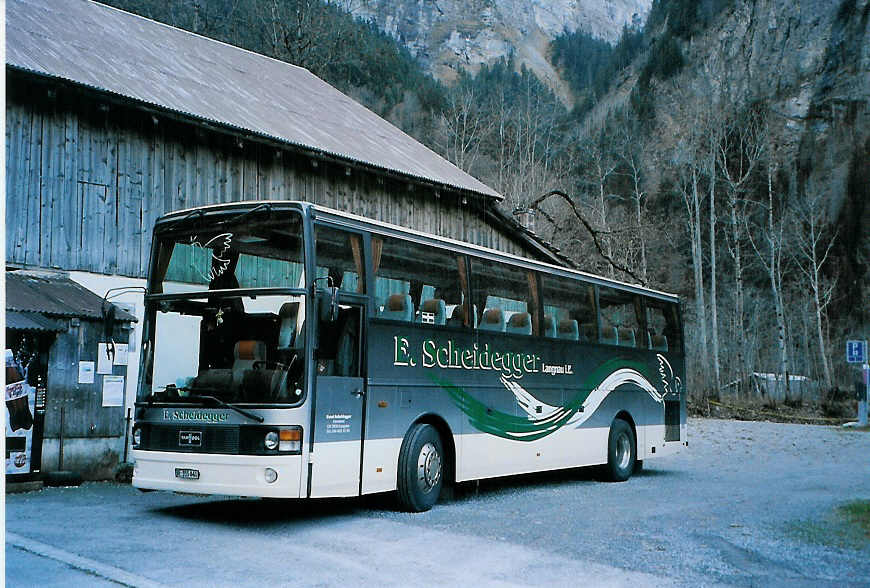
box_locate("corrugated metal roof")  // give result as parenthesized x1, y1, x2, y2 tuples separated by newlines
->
(5, 311, 66, 332)
(5, 272, 137, 322)
(6, 0, 501, 201)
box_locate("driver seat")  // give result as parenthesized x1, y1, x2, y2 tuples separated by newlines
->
(233, 340, 266, 381)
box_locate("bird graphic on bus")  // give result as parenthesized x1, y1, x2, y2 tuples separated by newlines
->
(188, 233, 233, 282)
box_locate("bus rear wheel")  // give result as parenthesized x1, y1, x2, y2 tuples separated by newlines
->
(604, 419, 636, 482)
(397, 423, 444, 512)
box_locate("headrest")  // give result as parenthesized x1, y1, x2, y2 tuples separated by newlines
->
(558, 319, 577, 333)
(508, 313, 530, 328)
(421, 298, 444, 314)
(235, 340, 265, 360)
(387, 294, 408, 311)
(482, 309, 503, 324)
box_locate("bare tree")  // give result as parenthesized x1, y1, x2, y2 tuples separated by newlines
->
(258, 0, 350, 71)
(440, 86, 491, 174)
(706, 120, 721, 395)
(717, 107, 766, 394)
(569, 133, 619, 278)
(616, 123, 650, 284)
(528, 190, 646, 284)
(747, 159, 791, 400)
(671, 133, 711, 396)
(791, 186, 838, 390)
(485, 74, 564, 211)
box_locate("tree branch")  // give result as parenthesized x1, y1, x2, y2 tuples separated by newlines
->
(528, 189, 647, 285)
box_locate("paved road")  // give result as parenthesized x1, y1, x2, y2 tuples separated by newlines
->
(6, 419, 870, 587)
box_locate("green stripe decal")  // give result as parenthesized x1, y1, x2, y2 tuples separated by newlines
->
(430, 358, 656, 442)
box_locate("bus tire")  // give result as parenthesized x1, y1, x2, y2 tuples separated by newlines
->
(604, 419, 635, 482)
(397, 423, 444, 512)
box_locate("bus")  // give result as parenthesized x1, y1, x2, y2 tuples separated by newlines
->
(132, 201, 686, 511)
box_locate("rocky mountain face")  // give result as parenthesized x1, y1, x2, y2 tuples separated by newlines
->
(349, 0, 650, 100)
(636, 0, 868, 281)
(602, 0, 869, 343)
(660, 0, 867, 205)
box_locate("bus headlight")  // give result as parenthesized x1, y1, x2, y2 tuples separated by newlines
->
(264, 468, 278, 483)
(264, 431, 279, 450)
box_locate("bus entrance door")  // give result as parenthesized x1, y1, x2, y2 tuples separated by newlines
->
(310, 305, 365, 497)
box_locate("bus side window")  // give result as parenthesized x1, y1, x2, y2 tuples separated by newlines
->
(541, 275, 595, 342)
(598, 287, 639, 347)
(315, 226, 365, 294)
(646, 303, 669, 351)
(373, 235, 465, 327)
(645, 301, 682, 353)
(470, 257, 538, 336)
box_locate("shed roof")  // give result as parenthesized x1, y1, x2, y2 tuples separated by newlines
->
(5, 272, 137, 322)
(6, 0, 501, 200)
(5, 311, 66, 332)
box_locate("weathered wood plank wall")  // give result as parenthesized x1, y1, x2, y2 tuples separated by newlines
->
(6, 77, 533, 277)
(42, 319, 127, 438)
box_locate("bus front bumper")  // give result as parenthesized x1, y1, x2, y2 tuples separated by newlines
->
(132, 449, 303, 498)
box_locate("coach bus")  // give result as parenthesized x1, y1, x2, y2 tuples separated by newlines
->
(131, 201, 686, 511)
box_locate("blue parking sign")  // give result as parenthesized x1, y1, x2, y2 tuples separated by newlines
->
(846, 340, 867, 363)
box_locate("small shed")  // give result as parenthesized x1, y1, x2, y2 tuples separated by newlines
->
(5, 271, 136, 479)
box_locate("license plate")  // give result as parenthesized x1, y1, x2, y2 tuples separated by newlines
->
(175, 468, 200, 480)
(179, 430, 202, 447)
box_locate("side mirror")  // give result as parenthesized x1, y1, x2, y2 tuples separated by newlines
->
(314, 287, 340, 354)
(329, 286, 340, 322)
(318, 286, 340, 323)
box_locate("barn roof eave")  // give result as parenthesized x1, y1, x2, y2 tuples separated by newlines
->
(7, 65, 503, 204)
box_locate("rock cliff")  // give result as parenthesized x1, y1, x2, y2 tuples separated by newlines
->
(350, 0, 650, 100)
(643, 0, 868, 233)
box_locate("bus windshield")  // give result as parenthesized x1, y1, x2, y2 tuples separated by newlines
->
(140, 211, 307, 404)
(142, 294, 306, 404)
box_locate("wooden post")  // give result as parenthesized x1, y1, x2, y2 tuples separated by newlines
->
(58, 403, 65, 471)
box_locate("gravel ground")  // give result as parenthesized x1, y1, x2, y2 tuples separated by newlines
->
(6, 418, 870, 587)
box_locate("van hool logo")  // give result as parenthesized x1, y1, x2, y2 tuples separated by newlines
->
(393, 336, 572, 380)
(163, 409, 229, 422)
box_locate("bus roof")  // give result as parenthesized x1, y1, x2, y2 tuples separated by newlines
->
(156, 201, 680, 303)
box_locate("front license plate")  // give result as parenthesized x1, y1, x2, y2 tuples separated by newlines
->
(179, 430, 202, 447)
(175, 468, 200, 480)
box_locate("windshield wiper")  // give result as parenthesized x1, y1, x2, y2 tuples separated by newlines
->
(216, 202, 272, 226)
(182, 393, 265, 423)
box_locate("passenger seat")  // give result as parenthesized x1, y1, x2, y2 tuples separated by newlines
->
(479, 308, 506, 332)
(379, 293, 414, 322)
(506, 312, 532, 335)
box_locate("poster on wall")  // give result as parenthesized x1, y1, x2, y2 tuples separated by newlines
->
(6, 373, 36, 476)
(102, 375, 124, 407)
(97, 343, 113, 374)
(78, 361, 95, 384)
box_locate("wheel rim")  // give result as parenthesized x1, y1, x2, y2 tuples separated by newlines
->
(616, 432, 631, 471)
(416, 442, 442, 494)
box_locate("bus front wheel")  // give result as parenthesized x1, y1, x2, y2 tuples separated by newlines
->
(397, 423, 444, 512)
(604, 419, 636, 482)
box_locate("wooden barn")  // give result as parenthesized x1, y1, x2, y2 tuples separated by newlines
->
(5, 0, 561, 478)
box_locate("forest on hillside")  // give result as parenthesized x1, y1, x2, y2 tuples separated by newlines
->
(99, 0, 869, 414)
